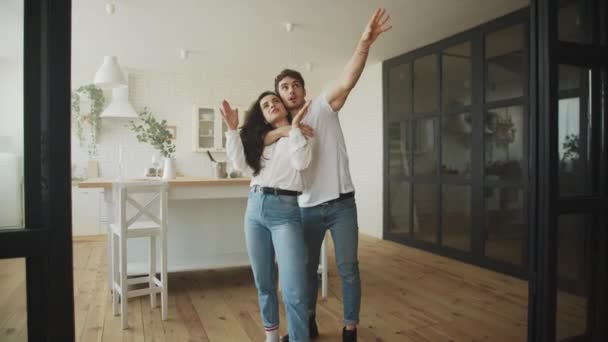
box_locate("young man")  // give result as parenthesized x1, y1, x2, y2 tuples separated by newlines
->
(267, 8, 391, 342)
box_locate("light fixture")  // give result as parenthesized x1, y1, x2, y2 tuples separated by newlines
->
(178, 49, 205, 60)
(283, 22, 294, 32)
(105, 1, 116, 15)
(179, 49, 189, 60)
(100, 85, 138, 118)
(94, 56, 126, 88)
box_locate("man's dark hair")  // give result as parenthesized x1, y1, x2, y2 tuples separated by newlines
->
(274, 69, 305, 94)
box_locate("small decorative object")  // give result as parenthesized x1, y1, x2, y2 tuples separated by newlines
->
(129, 108, 177, 179)
(148, 154, 161, 177)
(71, 84, 106, 157)
(163, 157, 175, 179)
(206, 150, 227, 178)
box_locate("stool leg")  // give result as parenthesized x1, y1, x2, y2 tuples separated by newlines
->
(112, 233, 119, 316)
(120, 235, 129, 329)
(149, 235, 157, 308)
(160, 231, 168, 320)
(321, 237, 328, 298)
(107, 225, 112, 294)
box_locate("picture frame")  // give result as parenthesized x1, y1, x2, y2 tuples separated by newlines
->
(167, 125, 177, 140)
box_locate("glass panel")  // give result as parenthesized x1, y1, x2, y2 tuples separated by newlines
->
(388, 180, 410, 235)
(221, 118, 228, 148)
(485, 105, 524, 182)
(558, 0, 592, 44)
(558, 65, 592, 196)
(486, 24, 524, 102)
(0, 258, 28, 340)
(413, 183, 438, 243)
(442, 185, 471, 251)
(388, 122, 411, 177)
(388, 62, 412, 119)
(198, 108, 215, 149)
(413, 118, 438, 176)
(414, 54, 438, 113)
(0, 1, 24, 229)
(442, 41, 472, 112)
(441, 113, 471, 177)
(484, 187, 524, 265)
(199, 137, 214, 149)
(556, 214, 590, 340)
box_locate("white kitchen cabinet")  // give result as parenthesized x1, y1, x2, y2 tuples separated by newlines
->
(71, 185, 102, 236)
(193, 105, 245, 152)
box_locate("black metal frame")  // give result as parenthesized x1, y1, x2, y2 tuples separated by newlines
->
(0, 1, 74, 340)
(383, 8, 530, 278)
(529, 0, 608, 341)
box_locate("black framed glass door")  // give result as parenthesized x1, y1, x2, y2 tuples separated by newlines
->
(529, 0, 608, 340)
(0, 0, 74, 340)
(383, 9, 530, 278)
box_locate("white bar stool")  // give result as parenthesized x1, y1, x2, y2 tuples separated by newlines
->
(110, 180, 169, 329)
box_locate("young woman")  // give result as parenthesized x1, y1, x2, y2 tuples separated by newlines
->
(221, 91, 312, 342)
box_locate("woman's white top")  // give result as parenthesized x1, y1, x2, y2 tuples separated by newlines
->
(225, 127, 312, 191)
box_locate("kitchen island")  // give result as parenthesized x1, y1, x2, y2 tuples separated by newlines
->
(78, 177, 252, 274)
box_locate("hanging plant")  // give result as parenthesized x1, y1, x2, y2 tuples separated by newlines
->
(128, 107, 176, 158)
(71, 84, 105, 157)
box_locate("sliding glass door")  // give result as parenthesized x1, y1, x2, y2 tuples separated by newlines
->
(0, 1, 74, 340)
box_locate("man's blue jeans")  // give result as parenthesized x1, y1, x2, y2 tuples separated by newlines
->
(245, 191, 309, 341)
(301, 196, 361, 325)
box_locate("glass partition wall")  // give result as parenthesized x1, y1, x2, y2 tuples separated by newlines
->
(384, 9, 529, 276)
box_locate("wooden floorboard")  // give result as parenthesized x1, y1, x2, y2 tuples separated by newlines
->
(0, 234, 589, 341)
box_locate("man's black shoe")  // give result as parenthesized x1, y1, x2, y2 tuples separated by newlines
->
(342, 327, 357, 342)
(309, 315, 319, 339)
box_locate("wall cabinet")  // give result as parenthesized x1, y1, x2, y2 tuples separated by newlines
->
(193, 105, 245, 152)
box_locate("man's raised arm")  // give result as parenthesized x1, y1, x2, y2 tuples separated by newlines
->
(326, 8, 391, 112)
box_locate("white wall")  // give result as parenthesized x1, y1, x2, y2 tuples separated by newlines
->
(340, 63, 384, 238)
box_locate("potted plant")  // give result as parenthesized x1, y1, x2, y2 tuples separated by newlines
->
(128, 107, 177, 179)
(71, 84, 105, 158)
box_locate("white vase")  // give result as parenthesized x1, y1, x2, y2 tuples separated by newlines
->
(162, 157, 175, 179)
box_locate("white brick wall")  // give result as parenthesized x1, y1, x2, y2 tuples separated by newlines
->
(71, 68, 329, 179)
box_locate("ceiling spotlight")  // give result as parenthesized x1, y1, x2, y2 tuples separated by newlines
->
(284, 22, 294, 33)
(180, 49, 189, 60)
(105, 1, 116, 15)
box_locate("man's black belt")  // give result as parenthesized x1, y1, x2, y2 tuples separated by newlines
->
(320, 191, 355, 205)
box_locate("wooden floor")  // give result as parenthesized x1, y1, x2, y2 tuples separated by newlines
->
(2, 233, 574, 342)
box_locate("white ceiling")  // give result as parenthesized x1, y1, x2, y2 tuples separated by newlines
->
(3, 0, 529, 80)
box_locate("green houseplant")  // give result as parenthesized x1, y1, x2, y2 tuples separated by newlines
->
(128, 107, 176, 178)
(71, 84, 105, 157)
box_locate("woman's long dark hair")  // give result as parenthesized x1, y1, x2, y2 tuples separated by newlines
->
(240, 91, 291, 176)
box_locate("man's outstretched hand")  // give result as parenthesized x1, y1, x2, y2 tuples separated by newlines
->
(359, 8, 392, 52)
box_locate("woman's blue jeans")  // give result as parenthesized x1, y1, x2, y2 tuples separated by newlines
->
(245, 191, 309, 341)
